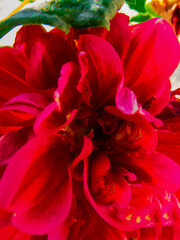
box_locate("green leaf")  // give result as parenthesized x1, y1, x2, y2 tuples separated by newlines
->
(0, 0, 124, 39)
(125, 0, 146, 13)
(130, 12, 151, 22)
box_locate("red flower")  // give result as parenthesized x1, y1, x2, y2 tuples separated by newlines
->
(0, 13, 180, 239)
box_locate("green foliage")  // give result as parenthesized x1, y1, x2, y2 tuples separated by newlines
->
(125, 0, 146, 13)
(0, 0, 124, 38)
(130, 12, 151, 22)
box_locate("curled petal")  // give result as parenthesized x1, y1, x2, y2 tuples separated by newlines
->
(116, 86, 138, 115)
(71, 136, 93, 180)
(34, 102, 77, 136)
(34, 62, 81, 135)
(115, 86, 162, 127)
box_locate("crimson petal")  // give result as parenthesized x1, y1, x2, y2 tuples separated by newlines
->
(34, 62, 81, 135)
(105, 105, 158, 153)
(2, 93, 51, 117)
(0, 135, 72, 234)
(26, 32, 77, 89)
(13, 25, 46, 58)
(106, 13, 131, 61)
(131, 151, 180, 192)
(0, 127, 32, 166)
(0, 47, 32, 104)
(78, 34, 123, 107)
(83, 158, 134, 231)
(123, 18, 180, 114)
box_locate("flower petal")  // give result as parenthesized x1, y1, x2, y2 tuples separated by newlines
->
(26, 32, 77, 89)
(131, 151, 180, 192)
(0, 135, 72, 234)
(83, 158, 133, 231)
(0, 225, 32, 240)
(105, 105, 158, 153)
(157, 129, 180, 165)
(0, 111, 33, 134)
(2, 93, 51, 117)
(34, 62, 81, 135)
(78, 34, 123, 107)
(116, 86, 139, 115)
(82, 215, 127, 240)
(90, 153, 131, 206)
(0, 127, 32, 166)
(123, 18, 180, 113)
(106, 13, 131, 61)
(13, 25, 46, 58)
(0, 47, 31, 104)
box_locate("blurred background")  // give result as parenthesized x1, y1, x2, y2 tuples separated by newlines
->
(0, 0, 179, 89)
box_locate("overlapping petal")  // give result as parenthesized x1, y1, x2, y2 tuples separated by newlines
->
(34, 62, 81, 135)
(13, 25, 46, 58)
(123, 18, 180, 114)
(0, 47, 32, 104)
(106, 13, 131, 61)
(0, 135, 72, 234)
(26, 32, 77, 89)
(128, 151, 180, 192)
(0, 9, 180, 240)
(78, 34, 123, 107)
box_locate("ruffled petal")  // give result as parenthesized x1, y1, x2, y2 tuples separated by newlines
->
(78, 34, 123, 107)
(115, 86, 162, 127)
(71, 136, 93, 180)
(123, 18, 180, 114)
(26, 32, 77, 89)
(34, 62, 81, 135)
(13, 25, 46, 58)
